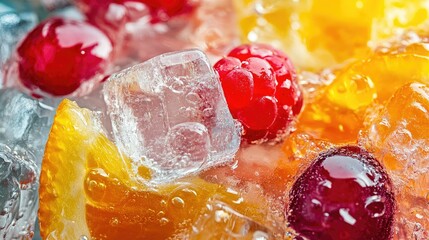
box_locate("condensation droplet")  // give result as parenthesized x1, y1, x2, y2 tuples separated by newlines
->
(203, 107, 214, 118)
(159, 217, 170, 226)
(171, 197, 185, 209)
(109, 217, 119, 226)
(170, 79, 184, 93)
(185, 92, 200, 105)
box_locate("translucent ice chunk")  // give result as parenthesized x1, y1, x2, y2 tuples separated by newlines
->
(191, 200, 275, 239)
(360, 82, 429, 238)
(0, 89, 56, 166)
(0, 144, 38, 239)
(0, 8, 37, 86)
(103, 49, 241, 183)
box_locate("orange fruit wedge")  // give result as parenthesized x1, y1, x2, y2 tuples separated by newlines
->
(39, 99, 270, 239)
(327, 48, 429, 110)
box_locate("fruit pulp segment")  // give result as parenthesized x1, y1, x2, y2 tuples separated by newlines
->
(85, 174, 265, 239)
(39, 100, 93, 239)
(235, 0, 429, 69)
(295, 41, 429, 143)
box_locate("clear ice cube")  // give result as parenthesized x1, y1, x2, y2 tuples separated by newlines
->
(0, 89, 56, 166)
(0, 144, 38, 239)
(103, 49, 241, 183)
(191, 200, 275, 240)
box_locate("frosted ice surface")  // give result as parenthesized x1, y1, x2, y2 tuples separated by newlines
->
(191, 200, 275, 239)
(0, 89, 55, 166)
(0, 7, 37, 86)
(0, 89, 55, 240)
(360, 83, 429, 238)
(104, 49, 241, 183)
(0, 144, 38, 239)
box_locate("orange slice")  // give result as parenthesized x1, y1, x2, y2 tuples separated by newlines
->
(39, 99, 93, 239)
(327, 45, 429, 110)
(39, 100, 269, 239)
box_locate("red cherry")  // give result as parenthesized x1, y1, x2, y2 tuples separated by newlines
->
(17, 18, 113, 96)
(213, 44, 302, 143)
(288, 146, 395, 240)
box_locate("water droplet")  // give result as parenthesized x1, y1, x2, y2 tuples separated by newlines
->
(203, 108, 214, 118)
(171, 197, 185, 209)
(185, 92, 200, 105)
(157, 211, 165, 217)
(365, 195, 385, 218)
(170, 79, 184, 93)
(160, 200, 167, 208)
(109, 218, 119, 226)
(159, 217, 169, 226)
(87, 180, 98, 192)
(214, 209, 230, 223)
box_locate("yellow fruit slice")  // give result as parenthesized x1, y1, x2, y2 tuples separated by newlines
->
(327, 47, 429, 110)
(39, 100, 269, 239)
(235, 0, 429, 70)
(39, 99, 93, 239)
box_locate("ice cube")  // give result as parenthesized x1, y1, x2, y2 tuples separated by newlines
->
(0, 144, 38, 239)
(103, 49, 241, 183)
(0, 7, 37, 87)
(0, 89, 56, 166)
(360, 82, 429, 238)
(191, 200, 275, 239)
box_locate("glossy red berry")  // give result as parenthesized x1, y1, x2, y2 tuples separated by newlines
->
(288, 146, 395, 240)
(76, 0, 194, 24)
(17, 18, 113, 96)
(214, 43, 302, 142)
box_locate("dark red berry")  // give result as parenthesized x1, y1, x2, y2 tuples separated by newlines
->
(214, 44, 302, 142)
(288, 146, 395, 240)
(17, 18, 113, 96)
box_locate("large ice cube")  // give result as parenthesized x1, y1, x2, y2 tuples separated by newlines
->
(0, 89, 56, 166)
(103, 49, 241, 183)
(0, 144, 38, 239)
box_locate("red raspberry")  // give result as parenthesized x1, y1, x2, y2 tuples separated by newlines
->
(214, 44, 303, 143)
(17, 18, 113, 96)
